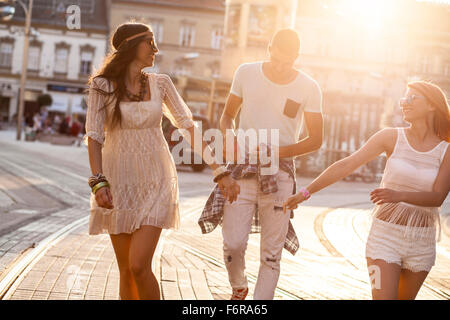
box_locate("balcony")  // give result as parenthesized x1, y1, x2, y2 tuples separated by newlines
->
(53, 71, 68, 80)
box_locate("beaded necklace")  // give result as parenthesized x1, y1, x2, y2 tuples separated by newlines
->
(125, 73, 148, 102)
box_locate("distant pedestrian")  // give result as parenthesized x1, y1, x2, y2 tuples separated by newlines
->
(53, 114, 61, 132)
(32, 113, 42, 139)
(70, 114, 81, 137)
(40, 106, 49, 129)
(58, 116, 70, 135)
(32, 112, 41, 131)
(25, 114, 34, 128)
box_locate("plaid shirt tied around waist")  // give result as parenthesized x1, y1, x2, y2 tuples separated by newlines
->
(198, 152, 300, 256)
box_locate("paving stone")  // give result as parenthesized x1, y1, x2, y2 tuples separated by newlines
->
(189, 269, 213, 300)
(161, 281, 181, 300)
(177, 268, 196, 300)
(161, 266, 177, 282)
(1, 138, 447, 301)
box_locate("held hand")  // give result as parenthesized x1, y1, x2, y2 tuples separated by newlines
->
(95, 187, 114, 209)
(282, 193, 306, 214)
(370, 188, 402, 205)
(217, 175, 240, 204)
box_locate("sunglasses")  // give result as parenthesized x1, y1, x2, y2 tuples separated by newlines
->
(144, 37, 158, 53)
(399, 94, 426, 106)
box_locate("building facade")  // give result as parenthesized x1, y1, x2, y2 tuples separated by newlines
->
(108, 0, 226, 116)
(0, 0, 109, 123)
(294, 0, 450, 174)
(109, 0, 225, 78)
(219, 0, 450, 175)
(220, 0, 298, 80)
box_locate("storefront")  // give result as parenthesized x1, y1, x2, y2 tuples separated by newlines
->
(46, 84, 87, 116)
(0, 82, 14, 122)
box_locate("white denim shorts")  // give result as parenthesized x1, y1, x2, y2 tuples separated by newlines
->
(365, 218, 436, 273)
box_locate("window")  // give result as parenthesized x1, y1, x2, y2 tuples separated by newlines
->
(54, 47, 69, 74)
(444, 63, 450, 77)
(225, 5, 240, 47)
(174, 61, 192, 76)
(28, 45, 41, 71)
(211, 28, 223, 50)
(0, 95, 10, 122)
(80, 51, 93, 76)
(247, 5, 276, 46)
(150, 19, 164, 43)
(207, 61, 220, 78)
(124, 16, 164, 43)
(79, 45, 95, 77)
(421, 55, 432, 74)
(180, 23, 195, 47)
(314, 30, 331, 58)
(350, 78, 360, 93)
(211, 66, 220, 78)
(0, 42, 13, 68)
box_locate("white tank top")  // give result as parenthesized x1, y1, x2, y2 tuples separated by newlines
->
(372, 127, 449, 241)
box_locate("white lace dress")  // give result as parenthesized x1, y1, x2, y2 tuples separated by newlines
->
(83, 73, 195, 235)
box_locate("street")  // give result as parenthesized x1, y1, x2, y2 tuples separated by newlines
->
(0, 128, 449, 300)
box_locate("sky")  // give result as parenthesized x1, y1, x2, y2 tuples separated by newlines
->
(416, 0, 450, 3)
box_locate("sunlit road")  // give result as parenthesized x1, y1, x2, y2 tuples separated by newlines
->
(0, 129, 449, 300)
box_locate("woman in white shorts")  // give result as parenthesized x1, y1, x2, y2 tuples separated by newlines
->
(283, 80, 449, 299)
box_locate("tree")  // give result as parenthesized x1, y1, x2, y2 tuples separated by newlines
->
(37, 94, 52, 108)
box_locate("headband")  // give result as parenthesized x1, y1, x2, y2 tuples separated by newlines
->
(125, 31, 153, 42)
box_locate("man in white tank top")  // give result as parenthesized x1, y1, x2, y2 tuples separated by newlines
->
(216, 29, 324, 300)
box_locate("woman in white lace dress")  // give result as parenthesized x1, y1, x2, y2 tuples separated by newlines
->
(283, 81, 449, 300)
(84, 23, 239, 300)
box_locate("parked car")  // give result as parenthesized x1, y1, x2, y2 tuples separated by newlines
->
(162, 113, 211, 172)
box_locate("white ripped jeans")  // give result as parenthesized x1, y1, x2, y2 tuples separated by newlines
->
(222, 169, 293, 300)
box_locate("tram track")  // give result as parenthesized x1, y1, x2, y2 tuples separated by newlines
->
(0, 144, 448, 300)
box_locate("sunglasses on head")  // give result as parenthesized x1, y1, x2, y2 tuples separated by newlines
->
(399, 94, 426, 106)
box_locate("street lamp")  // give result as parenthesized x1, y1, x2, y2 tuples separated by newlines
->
(0, 0, 33, 141)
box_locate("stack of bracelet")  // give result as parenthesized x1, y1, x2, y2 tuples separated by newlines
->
(213, 166, 231, 183)
(89, 173, 110, 194)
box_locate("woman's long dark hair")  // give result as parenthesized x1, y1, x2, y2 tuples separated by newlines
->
(88, 23, 152, 130)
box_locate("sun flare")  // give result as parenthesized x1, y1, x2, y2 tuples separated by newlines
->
(337, 0, 398, 34)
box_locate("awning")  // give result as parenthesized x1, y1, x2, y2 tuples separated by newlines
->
(47, 93, 86, 114)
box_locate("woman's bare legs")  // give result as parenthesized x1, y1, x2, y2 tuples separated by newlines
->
(367, 258, 402, 300)
(129, 225, 162, 300)
(110, 233, 140, 300)
(397, 268, 429, 300)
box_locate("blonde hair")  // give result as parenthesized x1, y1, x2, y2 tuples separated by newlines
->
(407, 81, 450, 142)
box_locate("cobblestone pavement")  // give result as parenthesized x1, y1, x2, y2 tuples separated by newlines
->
(1, 129, 449, 300)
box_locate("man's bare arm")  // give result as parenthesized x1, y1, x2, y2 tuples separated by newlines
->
(219, 93, 243, 162)
(220, 93, 242, 133)
(278, 111, 324, 159)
